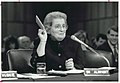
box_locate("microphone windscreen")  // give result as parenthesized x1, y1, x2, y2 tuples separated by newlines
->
(71, 35, 76, 41)
(71, 35, 86, 45)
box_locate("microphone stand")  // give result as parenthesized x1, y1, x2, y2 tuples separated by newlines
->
(71, 35, 110, 67)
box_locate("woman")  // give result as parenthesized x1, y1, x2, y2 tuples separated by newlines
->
(30, 11, 85, 73)
(2, 35, 19, 71)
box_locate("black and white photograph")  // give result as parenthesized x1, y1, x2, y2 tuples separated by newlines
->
(1, 1, 118, 82)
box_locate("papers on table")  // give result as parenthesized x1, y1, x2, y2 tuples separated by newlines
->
(2, 69, 84, 80)
(98, 67, 116, 70)
(64, 69, 84, 74)
(47, 69, 84, 76)
(17, 73, 59, 79)
(3, 67, 115, 80)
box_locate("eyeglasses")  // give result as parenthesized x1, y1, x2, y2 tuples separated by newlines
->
(54, 24, 68, 30)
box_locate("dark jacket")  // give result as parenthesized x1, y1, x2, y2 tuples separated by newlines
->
(97, 41, 118, 67)
(30, 35, 85, 72)
(97, 42, 112, 52)
(2, 51, 9, 71)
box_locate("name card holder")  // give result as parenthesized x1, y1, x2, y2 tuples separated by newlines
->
(1, 71, 18, 80)
(84, 68, 110, 76)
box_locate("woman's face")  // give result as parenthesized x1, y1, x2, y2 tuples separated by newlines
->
(9, 43, 16, 49)
(49, 18, 67, 41)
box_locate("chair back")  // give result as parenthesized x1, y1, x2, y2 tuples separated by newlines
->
(7, 49, 34, 73)
(84, 50, 114, 68)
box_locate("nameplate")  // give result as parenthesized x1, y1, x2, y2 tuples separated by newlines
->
(1, 71, 18, 80)
(84, 68, 110, 76)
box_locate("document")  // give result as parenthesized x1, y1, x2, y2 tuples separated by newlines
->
(17, 73, 59, 79)
(98, 67, 116, 70)
(36, 15, 45, 30)
(47, 69, 84, 76)
(65, 69, 84, 74)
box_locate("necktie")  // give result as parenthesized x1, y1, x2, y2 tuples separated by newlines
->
(113, 45, 118, 62)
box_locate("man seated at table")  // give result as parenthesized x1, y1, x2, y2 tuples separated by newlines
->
(18, 36, 32, 49)
(30, 11, 85, 73)
(97, 26, 118, 68)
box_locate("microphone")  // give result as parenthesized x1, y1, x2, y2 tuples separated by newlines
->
(71, 35, 110, 67)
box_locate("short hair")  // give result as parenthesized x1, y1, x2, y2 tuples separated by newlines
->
(107, 25, 118, 34)
(4, 35, 18, 51)
(74, 30, 86, 38)
(18, 36, 31, 42)
(43, 11, 68, 33)
(74, 30, 89, 43)
(96, 34, 107, 41)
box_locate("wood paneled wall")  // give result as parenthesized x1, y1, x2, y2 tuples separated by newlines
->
(2, 2, 118, 41)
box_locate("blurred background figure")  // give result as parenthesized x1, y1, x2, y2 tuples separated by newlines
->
(18, 36, 33, 49)
(2, 35, 19, 71)
(97, 26, 118, 68)
(1, 40, 5, 54)
(92, 34, 107, 49)
(74, 30, 89, 51)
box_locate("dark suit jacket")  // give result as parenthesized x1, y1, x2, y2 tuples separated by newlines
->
(2, 51, 9, 71)
(97, 41, 118, 67)
(97, 42, 113, 53)
(30, 35, 85, 72)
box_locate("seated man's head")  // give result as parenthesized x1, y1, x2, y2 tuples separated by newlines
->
(18, 36, 31, 49)
(95, 34, 107, 47)
(107, 26, 118, 45)
(43, 11, 68, 41)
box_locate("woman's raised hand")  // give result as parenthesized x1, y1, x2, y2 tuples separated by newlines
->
(38, 29, 47, 42)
